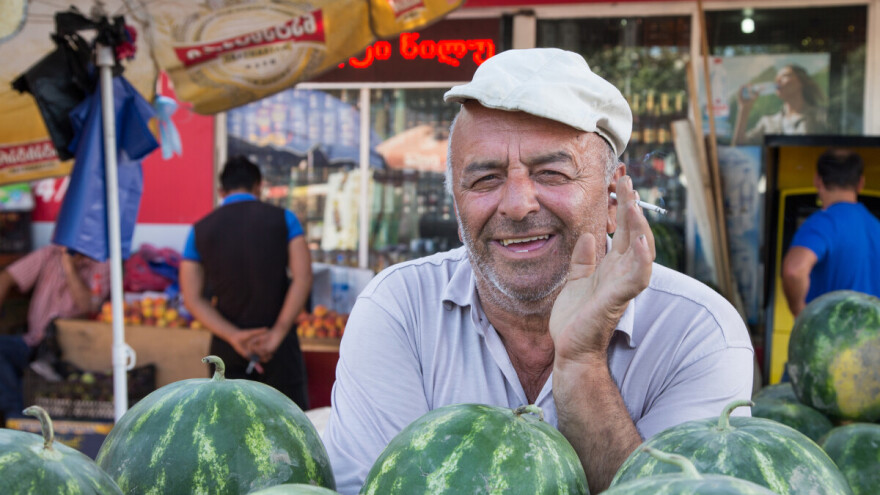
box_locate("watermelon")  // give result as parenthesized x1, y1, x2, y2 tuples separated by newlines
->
(249, 484, 341, 494)
(360, 403, 587, 495)
(788, 290, 880, 421)
(751, 398, 833, 441)
(96, 355, 335, 494)
(603, 447, 776, 495)
(818, 423, 880, 495)
(752, 382, 799, 403)
(611, 399, 852, 495)
(0, 405, 122, 494)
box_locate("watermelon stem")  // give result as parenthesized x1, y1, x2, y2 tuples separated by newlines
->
(514, 404, 544, 421)
(716, 399, 754, 430)
(642, 446, 702, 478)
(202, 355, 226, 380)
(23, 405, 55, 451)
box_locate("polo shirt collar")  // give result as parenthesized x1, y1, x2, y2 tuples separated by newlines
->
(440, 239, 638, 347)
(222, 192, 257, 205)
(441, 247, 478, 308)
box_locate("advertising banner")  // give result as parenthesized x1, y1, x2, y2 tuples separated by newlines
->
(149, 0, 463, 115)
(700, 53, 830, 145)
(718, 145, 764, 325)
(370, 0, 465, 38)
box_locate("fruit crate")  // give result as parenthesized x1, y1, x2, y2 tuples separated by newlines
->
(22, 363, 157, 420)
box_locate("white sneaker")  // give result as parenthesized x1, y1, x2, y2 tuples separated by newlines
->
(29, 360, 62, 382)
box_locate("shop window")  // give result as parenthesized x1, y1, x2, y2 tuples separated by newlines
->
(704, 6, 867, 329)
(368, 88, 461, 273)
(705, 6, 867, 137)
(537, 16, 692, 273)
(226, 86, 462, 273)
(227, 88, 362, 266)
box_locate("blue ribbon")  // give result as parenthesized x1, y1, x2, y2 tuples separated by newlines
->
(154, 95, 183, 159)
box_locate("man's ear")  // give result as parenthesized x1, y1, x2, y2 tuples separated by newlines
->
(607, 163, 626, 234)
(858, 175, 865, 193)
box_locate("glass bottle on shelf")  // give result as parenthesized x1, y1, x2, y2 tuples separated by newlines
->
(657, 92, 671, 146)
(674, 90, 687, 121)
(393, 90, 407, 135)
(372, 89, 388, 140)
(629, 92, 642, 147)
(642, 90, 657, 146)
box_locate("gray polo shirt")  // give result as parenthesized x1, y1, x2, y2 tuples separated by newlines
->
(323, 245, 754, 494)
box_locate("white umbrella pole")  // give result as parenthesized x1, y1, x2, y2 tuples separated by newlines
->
(96, 44, 132, 422)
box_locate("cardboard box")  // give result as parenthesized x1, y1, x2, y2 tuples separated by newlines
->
(55, 319, 212, 387)
(6, 417, 113, 460)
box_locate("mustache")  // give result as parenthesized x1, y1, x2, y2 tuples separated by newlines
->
(481, 215, 563, 238)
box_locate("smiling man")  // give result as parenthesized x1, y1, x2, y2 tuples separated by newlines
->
(323, 48, 753, 494)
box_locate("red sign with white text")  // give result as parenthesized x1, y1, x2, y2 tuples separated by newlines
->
(314, 17, 500, 83)
(173, 11, 327, 68)
(0, 140, 59, 170)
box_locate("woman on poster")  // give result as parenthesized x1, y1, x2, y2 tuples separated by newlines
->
(731, 64, 828, 146)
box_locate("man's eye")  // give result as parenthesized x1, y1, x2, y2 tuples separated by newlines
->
(536, 170, 567, 180)
(472, 175, 499, 185)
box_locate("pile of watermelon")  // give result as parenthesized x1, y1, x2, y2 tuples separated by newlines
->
(361, 403, 587, 494)
(612, 399, 852, 494)
(1, 355, 338, 495)
(3, 289, 879, 494)
(609, 290, 880, 495)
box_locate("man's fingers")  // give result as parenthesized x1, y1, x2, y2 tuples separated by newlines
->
(612, 176, 635, 253)
(626, 191, 656, 261)
(568, 233, 598, 280)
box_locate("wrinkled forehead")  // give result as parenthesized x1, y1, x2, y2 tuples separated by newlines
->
(454, 103, 586, 141)
(451, 103, 609, 157)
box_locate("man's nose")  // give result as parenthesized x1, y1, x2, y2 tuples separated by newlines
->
(498, 173, 539, 221)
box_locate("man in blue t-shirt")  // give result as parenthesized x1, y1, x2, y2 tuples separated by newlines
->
(782, 148, 880, 317)
(179, 156, 313, 408)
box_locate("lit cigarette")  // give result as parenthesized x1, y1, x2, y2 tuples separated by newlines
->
(610, 192, 668, 215)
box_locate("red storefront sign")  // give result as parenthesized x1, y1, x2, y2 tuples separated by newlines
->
(343, 32, 495, 70)
(314, 17, 501, 83)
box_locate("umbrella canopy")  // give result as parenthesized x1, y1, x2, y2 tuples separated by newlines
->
(132, 0, 464, 115)
(0, 0, 463, 186)
(0, 1, 157, 185)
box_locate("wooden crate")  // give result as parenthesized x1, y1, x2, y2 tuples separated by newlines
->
(55, 319, 212, 387)
(54, 319, 341, 389)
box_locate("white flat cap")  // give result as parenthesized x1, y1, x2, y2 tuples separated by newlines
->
(444, 48, 632, 157)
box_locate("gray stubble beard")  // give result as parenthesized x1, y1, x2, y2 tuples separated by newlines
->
(457, 210, 570, 318)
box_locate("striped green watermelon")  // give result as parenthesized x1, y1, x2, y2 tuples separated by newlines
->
(249, 484, 341, 494)
(0, 405, 122, 494)
(818, 423, 880, 495)
(603, 447, 776, 495)
(96, 356, 334, 494)
(752, 382, 798, 403)
(788, 290, 880, 421)
(751, 398, 833, 441)
(611, 400, 852, 495)
(360, 403, 587, 495)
